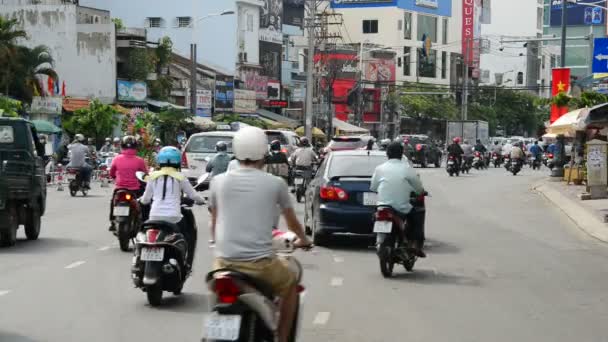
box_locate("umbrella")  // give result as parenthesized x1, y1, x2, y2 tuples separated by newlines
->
(32, 119, 61, 134)
(546, 108, 588, 136)
(295, 126, 326, 138)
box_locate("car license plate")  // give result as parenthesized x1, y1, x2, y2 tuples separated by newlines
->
(447, 161, 454, 165)
(373, 221, 393, 233)
(114, 206, 130, 217)
(141, 247, 164, 261)
(294, 178, 304, 185)
(363, 192, 377, 206)
(203, 313, 242, 341)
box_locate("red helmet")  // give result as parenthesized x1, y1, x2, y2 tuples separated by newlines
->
(453, 137, 461, 143)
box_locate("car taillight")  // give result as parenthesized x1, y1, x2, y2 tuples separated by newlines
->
(146, 229, 160, 243)
(548, 153, 554, 159)
(375, 208, 393, 221)
(214, 277, 240, 304)
(320, 186, 349, 201)
(181, 151, 188, 168)
(416, 144, 422, 151)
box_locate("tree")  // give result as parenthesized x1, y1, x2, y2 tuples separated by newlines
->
(62, 100, 119, 144)
(399, 84, 459, 120)
(125, 48, 153, 80)
(111, 18, 125, 30)
(148, 37, 173, 100)
(155, 108, 194, 144)
(569, 91, 608, 109)
(0, 96, 21, 117)
(11, 45, 57, 103)
(0, 17, 27, 95)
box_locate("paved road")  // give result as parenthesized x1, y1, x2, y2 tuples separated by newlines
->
(2, 166, 608, 342)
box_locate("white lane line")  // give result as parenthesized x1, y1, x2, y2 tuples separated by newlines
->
(0, 290, 11, 297)
(313, 312, 331, 326)
(330, 277, 343, 287)
(333, 256, 344, 263)
(64, 261, 86, 269)
(98, 246, 111, 251)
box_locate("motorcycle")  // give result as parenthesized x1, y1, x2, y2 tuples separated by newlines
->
(293, 168, 312, 203)
(66, 167, 89, 197)
(510, 158, 523, 175)
(202, 230, 307, 342)
(504, 156, 512, 171)
(446, 155, 460, 177)
(530, 155, 541, 170)
(374, 192, 427, 278)
(492, 152, 502, 168)
(112, 189, 143, 252)
(546, 153, 555, 170)
(461, 156, 472, 174)
(473, 152, 485, 170)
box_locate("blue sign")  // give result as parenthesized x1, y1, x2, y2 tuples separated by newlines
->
(593, 38, 608, 73)
(331, 0, 451, 17)
(550, 0, 606, 27)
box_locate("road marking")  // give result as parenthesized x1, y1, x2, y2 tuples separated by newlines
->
(65, 261, 86, 269)
(330, 277, 343, 287)
(0, 290, 10, 297)
(313, 312, 331, 326)
(333, 256, 344, 263)
(98, 246, 111, 251)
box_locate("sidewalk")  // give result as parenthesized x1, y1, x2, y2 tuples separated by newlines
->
(536, 180, 608, 243)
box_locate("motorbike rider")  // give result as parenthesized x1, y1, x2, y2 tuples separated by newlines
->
(290, 137, 317, 182)
(371, 141, 426, 257)
(153, 138, 162, 153)
(139, 146, 204, 270)
(108, 136, 148, 232)
(111, 137, 121, 154)
(447, 137, 464, 167)
(67, 134, 92, 189)
(461, 139, 474, 167)
(510, 142, 525, 168)
(208, 126, 312, 342)
(366, 138, 375, 150)
(266, 139, 291, 182)
(87, 137, 97, 155)
(206, 141, 231, 178)
(529, 141, 543, 161)
(379, 138, 391, 151)
(402, 138, 414, 160)
(99, 138, 113, 154)
(474, 139, 487, 154)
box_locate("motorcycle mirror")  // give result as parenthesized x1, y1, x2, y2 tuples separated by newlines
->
(195, 172, 210, 191)
(135, 171, 148, 183)
(204, 156, 211, 162)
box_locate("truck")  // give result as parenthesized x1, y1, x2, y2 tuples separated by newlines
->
(446, 120, 489, 146)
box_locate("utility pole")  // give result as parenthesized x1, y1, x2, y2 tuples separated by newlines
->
(461, 38, 469, 121)
(304, 0, 317, 142)
(561, 0, 567, 67)
(190, 43, 197, 115)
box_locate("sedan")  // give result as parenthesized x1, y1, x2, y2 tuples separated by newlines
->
(304, 150, 391, 245)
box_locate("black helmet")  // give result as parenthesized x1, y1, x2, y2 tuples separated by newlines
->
(270, 139, 281, 151)
(121, 135, 138, 149)
(387, 142, 404, 159)
(300, 137, 310, 147)
(216, 141, 227, 152)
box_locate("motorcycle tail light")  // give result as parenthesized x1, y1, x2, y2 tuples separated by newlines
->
(320, 186, 349, 201)
(375, 208, 393, 221)
(118, 192, 132, 202)
(146, 229, 160, 243)
(448, 155, 454, 160)
(548, 153, 554, 159)
(416, 144, 422, 151)
(475, 152, 480, 157)
(281, 148, 288, 154)
(214, 276, 240, 304)
(417, 194, 426, 205)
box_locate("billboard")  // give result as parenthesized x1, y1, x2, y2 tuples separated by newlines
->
(31, 96, 62, 114)
(239, 69, 269, 100)
(214, 76, 234, 113)
(331, 0, 451, 16)
(234, 89, 258, 113)
(260, 41, 282, 80)
(462, 0, 482, 77)
(314, 50, 359, 81)
(284, 0, 305, 28)
(550, 0, 606, 26)
(117, 80, 147, 102)
(260, 0, 283, 43)
(364, 59, 396, 82)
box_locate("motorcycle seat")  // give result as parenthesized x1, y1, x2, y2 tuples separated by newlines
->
(142, 220, 180, 233)
(206, 268, 276, 300)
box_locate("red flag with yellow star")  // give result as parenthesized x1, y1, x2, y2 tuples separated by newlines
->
(551, 68, 570, 123)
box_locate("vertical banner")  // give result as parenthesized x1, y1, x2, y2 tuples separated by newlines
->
(260, 0, 283, 44)
(214, 76, 234, 114)
(462, 0, 474, 65)
(551, 68, 571, 124)
(260, 41, 282, 81)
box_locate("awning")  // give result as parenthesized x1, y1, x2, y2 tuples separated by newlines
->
(332, 118, 369, 134)
(146, 98, 188, 110)
(256, 109, 300, 128)
(295, 126, 326, 138)
(547, 108, 588, 136)
(584, 102, 608, 127)
(62, 98, 90, 112)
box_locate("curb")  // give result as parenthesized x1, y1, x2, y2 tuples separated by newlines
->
(535, 182, 608, 243)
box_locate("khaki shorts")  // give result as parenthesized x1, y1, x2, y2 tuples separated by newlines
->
(213, 257, 296, 298)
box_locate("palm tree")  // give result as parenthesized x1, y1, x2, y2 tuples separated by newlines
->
(0, 17, 27, 95)
(12, 45, 57, 102)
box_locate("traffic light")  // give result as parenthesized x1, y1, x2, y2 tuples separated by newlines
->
(517, 72, 524, 85)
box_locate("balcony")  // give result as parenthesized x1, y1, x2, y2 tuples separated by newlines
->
(117, 28, 147, 39)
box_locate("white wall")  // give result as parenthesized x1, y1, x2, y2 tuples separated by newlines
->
(0, 4, 116, 102)
(237, 1, 261, 65)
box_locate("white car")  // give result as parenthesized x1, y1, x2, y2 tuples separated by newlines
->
(181, 131, 235, 184)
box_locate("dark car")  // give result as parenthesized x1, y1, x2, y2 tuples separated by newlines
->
(399, 134, 442, 168)
(0, 118, 47, 247)
(304, 150, 392, 245)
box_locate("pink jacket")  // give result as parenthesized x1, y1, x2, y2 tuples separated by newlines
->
(110, 149, 147, 190)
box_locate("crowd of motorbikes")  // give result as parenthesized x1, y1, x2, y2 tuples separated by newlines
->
(446, 149, 549, 176)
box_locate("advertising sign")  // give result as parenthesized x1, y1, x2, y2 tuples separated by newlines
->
(331, 0, 451, 16)
(314, 50, 359, 80)
(260, 0, 283, 44)
(331, 0, 396, 8)
(234, 89, 258, 114)
(550, 0, 606, 27)
(267, 81, 281, 100)
(215, 77, 234, 113)
(364, 59, 396, 82)
(31, 96, 62, 114)
(462, 0, 482, 74)
(416, 0, 438, 8)
(284, 0, 305, 28)
(240, 69, 269, 100)
(260, 41, 282, 80)
(593, 37, 608, 73)
(117, 80, 147, 102)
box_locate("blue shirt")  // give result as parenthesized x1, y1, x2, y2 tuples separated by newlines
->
(529, 144, 543, 156)
(370, 159, 424, 215)
(547, 144, 557, 154)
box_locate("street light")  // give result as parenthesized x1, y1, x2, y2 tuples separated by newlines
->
(189, 9, 235, 115)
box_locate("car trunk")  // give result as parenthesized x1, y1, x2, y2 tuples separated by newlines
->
(0, 150, 34, 199)
(326, 177, 376, 207)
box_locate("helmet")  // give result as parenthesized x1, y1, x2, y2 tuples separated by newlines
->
(75, 134, 85, 142)
(300, 137, 310, 147)
(380, 138, 391, 146)
(156, 146, 181, 167)
(87, 137, 94, 143)
(121, 135, 137, 149)
(476, 139, 481, 144)
(105, 137, 111, 143)
(216, 141, 227, 152)
(453, 137, 461, 143)
(463, 140, 469, 144)
(233, 126, 268, 162)
(154, 138, 162, 145)
(113, 137, 120, 143)
(270, 139, 281, 151)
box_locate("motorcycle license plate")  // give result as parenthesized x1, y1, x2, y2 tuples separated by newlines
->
(294, 178, 304, 185)
(373, 221, 392, 233)
(447, 161, 454, 165)
(67, 174, 76, 180)
(203, 313, 242, 341)
(114, 206, 130, 217)
(140, 247, 164, 261)
(363, 192, 377, 206)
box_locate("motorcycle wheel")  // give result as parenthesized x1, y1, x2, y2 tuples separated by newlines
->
(81, 187, 88, 197)
(69, 181, 77, 197)
(117, 222, 130, 252)
(403, 257, 416, 272)
(296, 188, 303, 203)
(379, 239, 395, 278)
(146, 283, 163, 306)
(448, 171, 453, 177)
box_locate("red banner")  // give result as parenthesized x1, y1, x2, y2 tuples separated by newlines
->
(550, 68, 571, 123)
(462, 0, 474, 65)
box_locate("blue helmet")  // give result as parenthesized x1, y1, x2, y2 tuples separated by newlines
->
(157, 146, 181, 167)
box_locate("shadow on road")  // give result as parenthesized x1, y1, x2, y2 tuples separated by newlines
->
(0, 332, 41, 342)
(321, 235, 376, 253)
(424, 239, 461, 254)
(390, 269, 481, 287)
(153, 292, 210, 314)
(0, 237, 89, 255)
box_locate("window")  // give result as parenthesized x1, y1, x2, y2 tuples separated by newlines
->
(328, 155, 387, 178)
(403, 46, 411, 76)
(177, 16, 192, 28)
(404, 12, 412, 39)
(417, 15, 438, 42)
(442, 18, 448, 44)
(0, 126, 15, 144)
(363, 20, 378, 34)
(537, 7, 543, 30)
(247, 14, 254, 32)
(147, 17, 163, 28)
(398, 19, 402, 31)
(441, 51, 447, 79)
(185, 136, 234, 153)
(417, 48, 437, 78)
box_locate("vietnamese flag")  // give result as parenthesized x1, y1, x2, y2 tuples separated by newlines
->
(61, 81, 66, 97)
(550, 68, 571, 123)
(47, 76, 54, 96)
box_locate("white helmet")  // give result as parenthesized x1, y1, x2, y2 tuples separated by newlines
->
(233, 126, 268, 162)
(74, 134, 85, 142)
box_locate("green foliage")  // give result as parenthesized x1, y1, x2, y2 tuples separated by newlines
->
(0, 96, 21, 117)
(399, 85, 458, 120)
(147, 37, 173, 100)
(155, 108, 194, 144)
(62, 100, 118, 143)
(551, 92, 571, 107)
(155, 37, 173, 68)
(111, 18, 125, 30)
(215, 114, 269, 129)
(125, 48, 153, 80)
(569, 91, 608, 109)
(148, 76, 172, 100)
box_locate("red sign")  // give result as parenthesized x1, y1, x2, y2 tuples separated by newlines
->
(462, 0, 475, 65)
(551, 68, 571, 123)
(265, 100, 288, 108)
